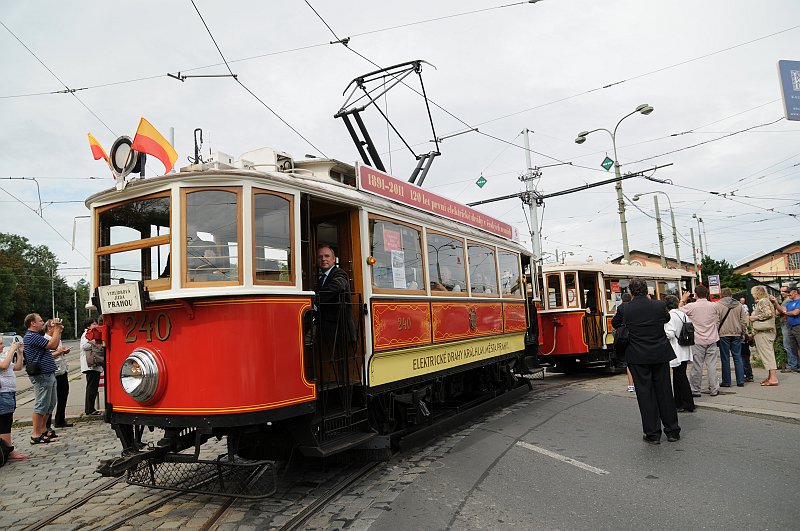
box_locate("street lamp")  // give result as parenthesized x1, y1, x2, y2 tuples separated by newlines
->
(633, 191, 681, 269)
(575, 103, 654, 262)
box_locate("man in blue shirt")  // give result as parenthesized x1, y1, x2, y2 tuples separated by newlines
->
(23, 313, 63, 444)
(781, 284, 800, 364)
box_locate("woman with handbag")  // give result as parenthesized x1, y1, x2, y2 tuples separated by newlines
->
(749, 285, 779, 386)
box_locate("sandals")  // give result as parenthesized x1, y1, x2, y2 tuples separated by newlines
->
(45, 429, 58, 439)
(10, 452, 30, 460)
(30, 434, 52, 445)
(760, 381, 779, 386)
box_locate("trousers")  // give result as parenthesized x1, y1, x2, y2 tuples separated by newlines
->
(690, 342, 720, 394)
(84, 370, 100, 415)
(718, 336, 744, 386)
(629, 362, 680, 440)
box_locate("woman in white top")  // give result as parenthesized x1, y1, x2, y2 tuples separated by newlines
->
(1, 338, 28, 460)
(664, 295, 695, 413)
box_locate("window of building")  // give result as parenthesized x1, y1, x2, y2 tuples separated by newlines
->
(468, 243, 498, 295)
(253, 191, 293, 284)
(498, 250, 522, 297)
(546, 273, 563, 308)
(184, 188, 241, 285)
(788, 252, 800, 271)
(96, 193, 171, 289)
(369, 217, 425, 292)
(427, 232, 466, 294)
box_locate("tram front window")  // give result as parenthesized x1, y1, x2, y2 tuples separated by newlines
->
(185, 189, 241, 284)
(254, 191, 292, 284)
(97, 194, 170, 288)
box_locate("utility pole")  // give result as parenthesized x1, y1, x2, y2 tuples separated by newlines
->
(693, 214, 704, 260)
(691, 228, 701, 284)
(668, 203, 681, 269)
(520, 129, 542, 300)
(654, 195, 666, 268)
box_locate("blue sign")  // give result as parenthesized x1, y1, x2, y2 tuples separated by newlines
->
(778, 60, 800, 121)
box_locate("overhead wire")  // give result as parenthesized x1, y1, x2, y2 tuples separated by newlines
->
(189, 0, 327, 157)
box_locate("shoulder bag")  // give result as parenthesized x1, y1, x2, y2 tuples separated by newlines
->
(612, 311, 630, 357)
(752, 301, 775, 332)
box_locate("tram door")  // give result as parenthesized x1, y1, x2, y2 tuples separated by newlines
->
(301, 197, 364, 391)
(579, 272, 604, 350)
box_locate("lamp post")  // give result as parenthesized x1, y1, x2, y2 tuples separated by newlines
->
(575, 104, 654, 262)
(633, 191, 681, 269)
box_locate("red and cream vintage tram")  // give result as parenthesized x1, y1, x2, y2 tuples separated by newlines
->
(537, 262, 696, 373)
(88, 147, 538, 493)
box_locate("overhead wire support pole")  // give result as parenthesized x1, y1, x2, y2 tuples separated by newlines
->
(520, 130, 542, 297)
(653, 195, 667, 268)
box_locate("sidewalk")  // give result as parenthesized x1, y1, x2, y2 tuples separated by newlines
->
(561, 363, 800, 424)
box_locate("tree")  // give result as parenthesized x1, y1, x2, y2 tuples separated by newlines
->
(0, 232, 78, 336)
(700, 255, 745, 291)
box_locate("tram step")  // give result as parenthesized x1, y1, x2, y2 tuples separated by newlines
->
(298, 430, 377, 458)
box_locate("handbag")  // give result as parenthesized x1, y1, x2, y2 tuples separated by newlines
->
(752, 319, 774, 332)
(612, 311, 630, 357)
(24, 356, 42, 376)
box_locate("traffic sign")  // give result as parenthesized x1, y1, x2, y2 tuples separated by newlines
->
(476, 176, 487, 188)
(601, 156, 614, 171)
(708, 274, 720, 295)
(778, 60, 800, 121)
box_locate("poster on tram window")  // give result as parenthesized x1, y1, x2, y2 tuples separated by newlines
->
(391, 250, 406, 288)
(383, 227, 402, 251)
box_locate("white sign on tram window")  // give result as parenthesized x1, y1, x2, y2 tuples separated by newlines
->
(97, 283, 143, 314)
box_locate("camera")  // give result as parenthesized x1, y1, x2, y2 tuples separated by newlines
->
(687, 295, 696, 303)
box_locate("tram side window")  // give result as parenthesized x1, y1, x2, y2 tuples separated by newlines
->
(97, 194, 170, 288)
(546, 274, 562, 308)
(369, 218, 425, 292)
(427, 232, 466, 293)
(254, 191, 292, 284)
(498, 251, 522, 297)
(605, 278, 630, 313)
(185, 189, 241, 284)
(468, 243, 498, 295)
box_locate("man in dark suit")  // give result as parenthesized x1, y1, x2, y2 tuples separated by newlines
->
(316, 245, 356, 355)
(612, 278, 680, 444)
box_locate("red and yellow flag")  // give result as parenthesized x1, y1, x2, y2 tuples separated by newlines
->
(131, 117, 179, 175)
(88, 133, 111, 167)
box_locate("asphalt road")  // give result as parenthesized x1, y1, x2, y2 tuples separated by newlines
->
(374, 387, 800, 530)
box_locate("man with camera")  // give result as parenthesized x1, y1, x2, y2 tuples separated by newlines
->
(23, 313, 63, 444)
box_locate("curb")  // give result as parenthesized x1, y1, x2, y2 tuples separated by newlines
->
(12, 415, 105, 429)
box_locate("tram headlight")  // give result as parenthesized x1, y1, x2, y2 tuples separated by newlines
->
(120, 348, 164, 404)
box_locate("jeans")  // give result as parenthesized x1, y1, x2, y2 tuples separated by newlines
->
(740, 337, 753, 380)
(783, 322, 799, 370)
(719, 336, 744, 386)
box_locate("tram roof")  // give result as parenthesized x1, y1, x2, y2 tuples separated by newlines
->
(541, 262, 692, 280)
(85, 159, 528, 253)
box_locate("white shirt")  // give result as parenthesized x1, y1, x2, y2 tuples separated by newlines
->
(665, 309, 693, 368)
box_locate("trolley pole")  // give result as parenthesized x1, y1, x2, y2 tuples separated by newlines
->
(520, 129, 542, 300)
(654, 196, 666, 268)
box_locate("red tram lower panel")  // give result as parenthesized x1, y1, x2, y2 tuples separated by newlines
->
(104, 297, 315, 416)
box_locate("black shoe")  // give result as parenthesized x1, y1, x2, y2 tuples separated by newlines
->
(643, 436, 661, 445)
(720, 383, 731, 387)
(667, 434, 681, 442)
(677, 408, 695, 413)
(691, 393, 701, 397)
(745, 377, 754, 382)
(737, 383, 744, 387)
(54, 423, 74, 428)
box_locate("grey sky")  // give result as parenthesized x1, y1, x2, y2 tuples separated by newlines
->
(1, 0, 798, 285)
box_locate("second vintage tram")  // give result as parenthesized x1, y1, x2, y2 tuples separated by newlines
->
(536, 262, 696, 372)
(88, 147, 538, 494)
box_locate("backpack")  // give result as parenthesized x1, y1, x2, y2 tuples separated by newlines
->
(677, 314, 695, 346)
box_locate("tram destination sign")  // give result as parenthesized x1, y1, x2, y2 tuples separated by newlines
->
(357, 164, 517, 240)
(96, 283, 144, 314)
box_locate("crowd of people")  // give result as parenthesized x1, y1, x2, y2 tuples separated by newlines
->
(0, 314, 104, 465)
(613, 281, 797, 445)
